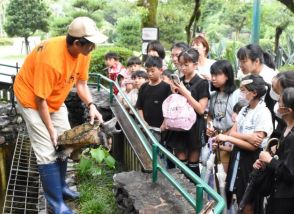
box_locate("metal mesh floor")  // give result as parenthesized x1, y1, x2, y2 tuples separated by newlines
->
(2, 128, 45, 214)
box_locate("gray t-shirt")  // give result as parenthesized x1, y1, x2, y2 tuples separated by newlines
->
(209, 89, 239, 131)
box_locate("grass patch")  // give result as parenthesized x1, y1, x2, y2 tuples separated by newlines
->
(76, 149, 122, 214)
(0, 54, 25, 61)
(0, 38, 13, 46)
(77, 167, 120, 214)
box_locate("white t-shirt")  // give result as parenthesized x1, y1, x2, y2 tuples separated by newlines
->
(259, 64, 278, 84)
(237, 64, 277, 83)
(237, 101, 273, 148)
(198, 59, 216, 79)
(118, 88, 138, 112)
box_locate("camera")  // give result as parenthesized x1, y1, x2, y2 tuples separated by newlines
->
(170, 74, 180, 84)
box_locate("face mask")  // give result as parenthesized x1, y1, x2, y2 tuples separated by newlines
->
(278, 106, 291, 118)
(274, 103, 282, 119)
(270, 88, 280, 101)
(238, 91, 249, 106)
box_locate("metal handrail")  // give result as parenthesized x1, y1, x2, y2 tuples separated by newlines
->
(0, 63, 19, 115)
(90, 73, 225, 214)
(0, 62, 20, 73)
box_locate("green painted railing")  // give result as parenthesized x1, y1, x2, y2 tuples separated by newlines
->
(90, 73, 225, 214)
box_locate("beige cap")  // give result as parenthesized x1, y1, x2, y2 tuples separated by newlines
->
(68, 17, 108, 44)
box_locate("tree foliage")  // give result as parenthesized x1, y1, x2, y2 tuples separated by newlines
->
(277, 0, 294, 13)
(114, 16, 141, 51)
(157, 3, 186, 47)
(137, 0, 158, 27)
(50, 0, 106, 37)
(4, 0, 50, 53)
(71, 0, 106, 24)
(221, 1, 251, 39)
(4, 0, 292, 68)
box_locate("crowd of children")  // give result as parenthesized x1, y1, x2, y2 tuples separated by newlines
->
(103, 37, 294, 214)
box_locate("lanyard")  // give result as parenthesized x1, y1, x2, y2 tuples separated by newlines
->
(212, 92, 230, 122)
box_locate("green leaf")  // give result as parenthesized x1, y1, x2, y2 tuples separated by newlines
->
(105, 155, 116, 169)
(90, 148, 105, 163)
(78, 157, 92, 174)
(91, 167, 102, 177)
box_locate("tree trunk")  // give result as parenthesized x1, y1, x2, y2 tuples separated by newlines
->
(277, 0, 294, 13)
(185, 0, 201, 44)
(138, 0, 158, 27)
(24, 36, 30, 54)
(274, 21, 289, 62)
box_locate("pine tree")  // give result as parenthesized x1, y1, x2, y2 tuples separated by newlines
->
(4, 0, 50, 54)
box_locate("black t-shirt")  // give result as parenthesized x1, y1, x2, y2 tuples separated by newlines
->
(182, 74, 210, 109)
(166, 74, 210, 150)
(136, 81, 171, 128)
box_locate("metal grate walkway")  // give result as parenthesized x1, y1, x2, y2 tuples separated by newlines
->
(2, 127, 45, 214)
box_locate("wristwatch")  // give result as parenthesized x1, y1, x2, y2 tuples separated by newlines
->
(87, 102, 96, 109)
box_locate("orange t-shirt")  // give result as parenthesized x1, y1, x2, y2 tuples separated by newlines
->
(14, 36, 91, 112)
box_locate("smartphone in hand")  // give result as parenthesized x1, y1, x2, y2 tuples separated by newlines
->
(170, 74, 180, 84)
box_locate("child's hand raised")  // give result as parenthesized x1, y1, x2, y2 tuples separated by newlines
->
(172, 81, 191, 96)
(215, 133, 228, 143)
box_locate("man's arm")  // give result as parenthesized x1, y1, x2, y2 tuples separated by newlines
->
(35, 96, 57, 146)
(76, 80, 103, 123)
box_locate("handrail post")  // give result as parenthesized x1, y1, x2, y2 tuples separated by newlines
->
(16, 62, 19, 73)
(196, 184, 204, 214)
(152, 144, 158, 183)
(109, 82, 114, 104)
(96, 75, 101, 91)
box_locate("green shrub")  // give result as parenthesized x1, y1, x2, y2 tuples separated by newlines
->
(259, 38, 274, 53)
(114, 16, 141, 51)
(89, 46, 133, 77)
(0, 38, 13, 46)
(224, 40, 244, 76)
(279, 64, 294, 72)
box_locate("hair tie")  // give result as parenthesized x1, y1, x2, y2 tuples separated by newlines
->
(241, 79, 253, 85)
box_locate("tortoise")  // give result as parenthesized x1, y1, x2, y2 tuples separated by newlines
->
(56, 117, 120, 161)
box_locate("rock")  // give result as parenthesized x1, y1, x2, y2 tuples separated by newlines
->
(0, 117, 10, 128)
(0, 136, 5, 144)
(11, 115, 23, 124)
(0, 103, 11, 115)
(113, 170, 196, 214)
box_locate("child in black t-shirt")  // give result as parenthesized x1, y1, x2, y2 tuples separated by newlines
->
(136, 56, 171, 138)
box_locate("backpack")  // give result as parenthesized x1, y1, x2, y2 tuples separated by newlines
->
(162, 93, 196, 131)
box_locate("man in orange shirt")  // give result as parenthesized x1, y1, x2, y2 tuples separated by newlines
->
(14, 17, 107, 214)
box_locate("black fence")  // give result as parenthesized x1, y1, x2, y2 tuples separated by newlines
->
(0, 63, 19, 115)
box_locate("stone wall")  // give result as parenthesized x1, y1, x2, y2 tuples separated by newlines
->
(0, 103, 22, 145)
(65, 87, 113, 127)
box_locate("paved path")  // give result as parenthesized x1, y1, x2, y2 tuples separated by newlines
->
(0, 36, 41, 83)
